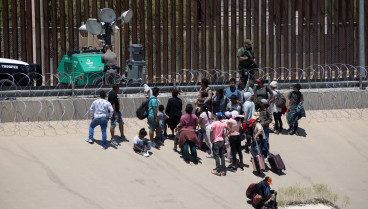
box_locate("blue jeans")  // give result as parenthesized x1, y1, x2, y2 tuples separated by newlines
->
(136, 140, 152, 151)
(290, 120, 298, 132)
(182, 140, 197, 161)
(213, 140, 226, 172)
(261, 128, 270, 157)
(89, 117, 108, 147)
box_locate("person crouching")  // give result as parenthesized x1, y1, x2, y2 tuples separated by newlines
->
(132, 128, 152, 157)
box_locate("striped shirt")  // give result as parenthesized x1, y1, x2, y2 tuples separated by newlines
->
(90, 98, 114, 119)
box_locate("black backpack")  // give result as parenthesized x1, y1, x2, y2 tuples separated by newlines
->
(136, 97, 154, 120)
(275, 91, 286, 108)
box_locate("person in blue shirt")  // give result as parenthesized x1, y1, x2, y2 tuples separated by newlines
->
(148, 87, 160, 147)
(224, 78, 242, 104)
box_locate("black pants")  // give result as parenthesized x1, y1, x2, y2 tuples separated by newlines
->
(239, 67, 254, 83)
(229, 135, 243, 166)
(246, 126, 254, 146)
(213, 141, 226, 173)
(273, 112, 283, 131)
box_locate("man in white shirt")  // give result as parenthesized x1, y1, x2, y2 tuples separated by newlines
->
(85, 91, 114, 150)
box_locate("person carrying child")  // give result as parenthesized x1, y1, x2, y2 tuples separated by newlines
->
(198, 104, 213, 158)
(132, 128, 152, 157)
(226, 94, 242, 114)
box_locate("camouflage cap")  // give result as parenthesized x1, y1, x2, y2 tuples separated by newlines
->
(244, 39, 253, 45)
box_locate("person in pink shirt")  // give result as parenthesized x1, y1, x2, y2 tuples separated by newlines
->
(178, 104, 199, 164)
(210, 112, 232, 176)
(227, 111, 245, 171)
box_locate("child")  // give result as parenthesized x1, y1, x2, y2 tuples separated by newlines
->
(173, 123, 182, 152)
(287, 84, 304, 135)
(132, 128, 152, 157)
(210, 112, 232, 176)
(157, 104, 169, 143)
(226, 94, 242, 114)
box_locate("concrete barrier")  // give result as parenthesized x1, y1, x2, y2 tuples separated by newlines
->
(0, 88, 367, 123)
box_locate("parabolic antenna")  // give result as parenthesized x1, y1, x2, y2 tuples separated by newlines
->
(100, 8, 116, 23)
(86, 19, 102, 35)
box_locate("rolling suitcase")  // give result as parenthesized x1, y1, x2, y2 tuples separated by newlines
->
(251, 139, 266, 173)
(268, 154, 286, 173)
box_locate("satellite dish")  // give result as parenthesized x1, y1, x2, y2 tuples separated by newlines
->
(100, 8, 116, 23)
(119, 10, 133, 23)
(86, 19, 102, 35)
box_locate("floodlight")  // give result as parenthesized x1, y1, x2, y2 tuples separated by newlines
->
(100, 8, 116, 23)
(86, 19, 102, 35)
(117, 10, 133, 23)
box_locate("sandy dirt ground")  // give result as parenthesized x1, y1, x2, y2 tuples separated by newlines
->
(0, 110, 367, 209)
(284, 204, 333, 209)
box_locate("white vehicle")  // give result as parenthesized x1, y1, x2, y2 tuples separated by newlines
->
(0, 58, 42, 86)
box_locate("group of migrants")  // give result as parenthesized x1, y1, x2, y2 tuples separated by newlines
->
(86, 39, 306, 209)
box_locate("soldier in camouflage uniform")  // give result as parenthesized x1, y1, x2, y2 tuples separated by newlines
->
(236, 39, 257, 83)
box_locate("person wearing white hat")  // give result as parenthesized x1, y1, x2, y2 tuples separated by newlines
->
(269, 81, 283, 134)
(226, 111, 245, 171)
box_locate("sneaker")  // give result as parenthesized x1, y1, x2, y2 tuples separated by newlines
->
(274, 130, 279, 135)
(141, 152, 147, 157)
(120, 136, 129, 142)
(145, 151, 150, 157)
(85, 138, 93, 143)
(206, 154, 214, 158)
(101, 146, 107, 150)
(111, 139, 119, 147)
(288, 130, 295, 135)
(211, 170, 221, 176)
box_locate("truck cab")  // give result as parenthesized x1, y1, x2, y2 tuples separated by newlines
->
(0, 58, 42, 86)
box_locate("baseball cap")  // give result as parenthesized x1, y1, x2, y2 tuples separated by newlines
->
(231, 111, 244, 119)
(216, 112, 224, 119)
(270, 81, 278, 88)
(261, 99, 268, 105)
(265, 176, 272, 185)
(224, 111, 232, 119)
(248, 118, 256, 127)
(256, 78, 264, 83)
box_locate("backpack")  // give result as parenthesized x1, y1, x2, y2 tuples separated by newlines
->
(275, 91, 286, 108)
(246, 183, 257, 199)
(136, 97, 154, 120)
